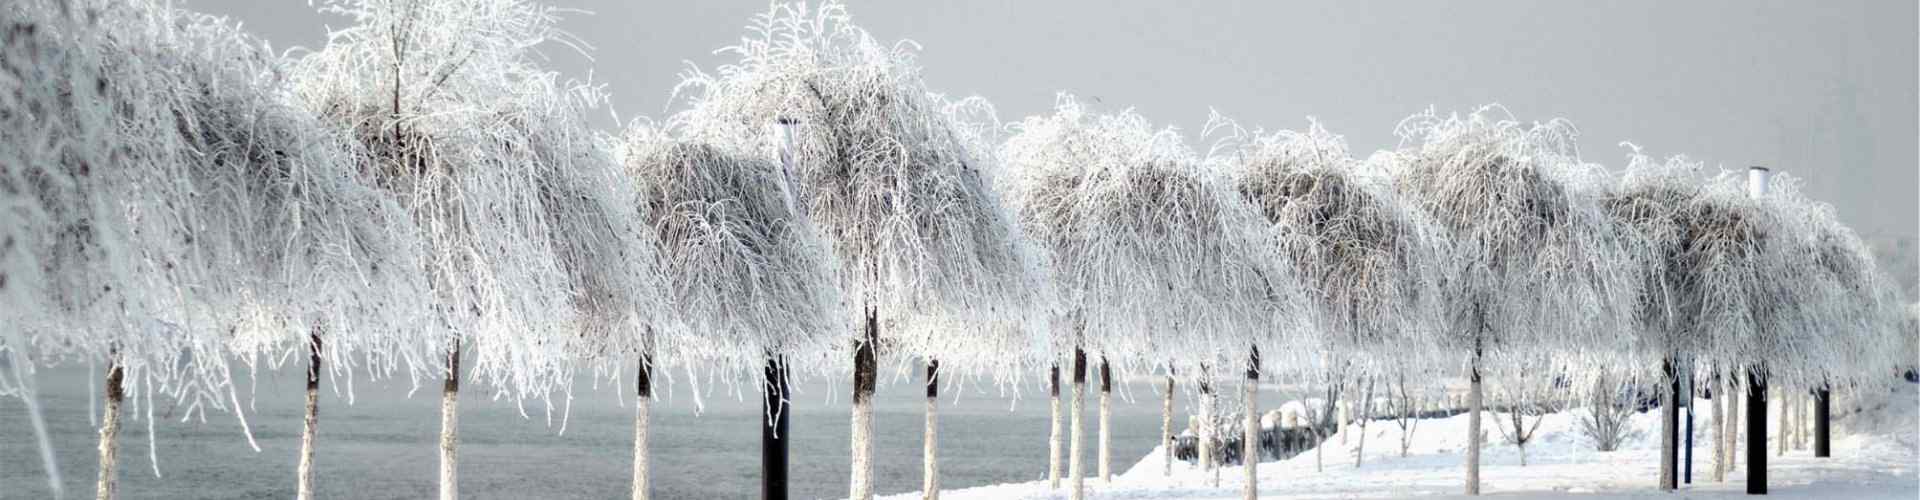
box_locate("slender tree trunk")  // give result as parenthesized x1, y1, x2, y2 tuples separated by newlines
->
(1794, 391, 1804, 451)
(1776, 388, 1788, 457)
(1049, 363, 1062, 489)
(1660, 358, 1678, 491)
(634, 343, 653, 500)
(1795, 392, 1806, 450)
(923, 359, 940, 500)
(1713, 375, 1726, 482)
(1728, 379, 1740, 470)
(1793, 390, 1803, 450)
(1400, 391, 1416, 458)
(96, 353, 125, 500)
(1313, 425, 1323, 473)
(850, 307, 879, 500)
(1242, 347, 1259, 500)
(1162, 369, 1175, 477)
(1746, 368, 1767, 495)
(763, 354, 790, 500)
(1315, 382, 1330, 473)
(1813, 386, 1831, 457)
(1198, 367, 1216, 485)
(1781, 392, 1797, 451)
(1355, 378, 1373, 469)
(1784, 390, 1795, 453)
(1209, 377, 1221, 487)
(1465, 362, 1482, 496)
(439, 339, 460, 500)
(298, 327, 323, 500)
(1344, 398, 1359, 446)
(1069, 349, 1087, 500)
(1097, 357, 1112, 483)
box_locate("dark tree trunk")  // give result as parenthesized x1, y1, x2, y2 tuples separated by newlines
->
(854, 308, 878, 400)
(1745, 369, 1767, 495)
(1813, 387, 1830, 458)
(762, 354, 790, 500)
(927, 360, 940, 399)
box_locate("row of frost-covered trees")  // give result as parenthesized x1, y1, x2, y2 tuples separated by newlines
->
(2, 1, 1913, 499)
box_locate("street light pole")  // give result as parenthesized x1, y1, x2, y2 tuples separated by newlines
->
(762, 117, 802, 500)
(1745, 166, 1771, 495)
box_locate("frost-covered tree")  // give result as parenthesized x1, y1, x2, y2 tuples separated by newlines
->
(293, 1, 655, 497)
(4, 3, 433, 497)
(1777, 182, 1910, 385)
(0, 3, 139, 494)
(668, 3, 1037, 498)
(501, 78, 667, 499)
(1577, 373, 1640, 452)
(1607, 149, 1903, 484)
(1208, 117, 1446, 370)
(1487, 362, 1567, 466)
(2, 14, 225, 497)
(1389, 107, 1638, 495)
(1673, 170, 1903, 432)
(1745, 172, 1908, 464)
(170, 13, 439, 500)
(1386, 372, 1444, 458)
(1604, 148, 1704, 489)
(1208, 114, 1447, 482)
(621, 124, 844, 500)
(1002, 95, 1289, 500)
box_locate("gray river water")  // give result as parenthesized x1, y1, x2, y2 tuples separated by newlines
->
(2, 365, 1173, 499)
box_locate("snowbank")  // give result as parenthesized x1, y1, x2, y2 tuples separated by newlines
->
(881, 383, 1918, 499)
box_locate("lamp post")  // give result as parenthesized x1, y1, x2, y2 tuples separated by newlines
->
(762, 117, 802, 500)
(1745, 166, 1771, 495)
(1813, 386, 1831, 457)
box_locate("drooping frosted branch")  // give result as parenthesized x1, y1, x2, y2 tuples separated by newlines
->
(668, 1, 1039, 386)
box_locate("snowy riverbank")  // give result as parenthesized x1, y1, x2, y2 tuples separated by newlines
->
(884, 383, 1918, 499)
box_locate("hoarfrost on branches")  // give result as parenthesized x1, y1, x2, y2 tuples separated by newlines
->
(667, 0, 1040, 385)
(1206, 115, 1448, 376)
(1001, 95, 1294, 377)
(294, 0, 650, 401)
(621, 124, 845, 388)
(1388, 106, 1638, 379)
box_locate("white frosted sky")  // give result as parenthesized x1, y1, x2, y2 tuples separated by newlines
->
(193, 0, 1917, 240)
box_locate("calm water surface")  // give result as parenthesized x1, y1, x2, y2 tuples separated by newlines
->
(2, 365, 1173, 499)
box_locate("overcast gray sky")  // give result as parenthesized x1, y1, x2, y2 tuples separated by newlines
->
(193, 0, 1917, 240)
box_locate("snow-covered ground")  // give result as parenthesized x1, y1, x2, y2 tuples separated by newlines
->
(887, 383, 1918, 499)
